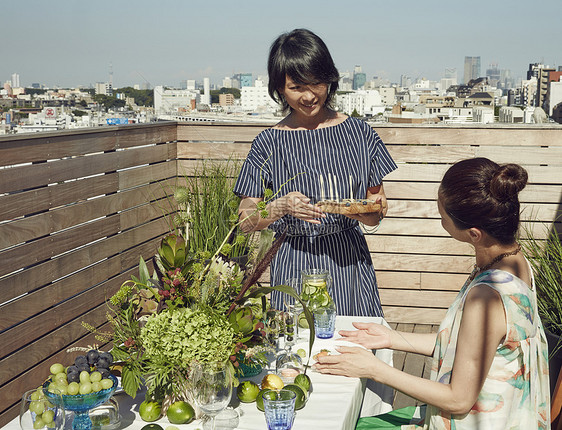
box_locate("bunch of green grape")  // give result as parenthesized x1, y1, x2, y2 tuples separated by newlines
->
(46, 350, 114, 395)
(27, 389, 57, 429)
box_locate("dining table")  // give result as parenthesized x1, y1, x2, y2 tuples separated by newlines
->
(4, 316, 394, 430)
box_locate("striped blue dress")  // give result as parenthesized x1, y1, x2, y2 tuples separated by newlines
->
(233, 117, 397, 316)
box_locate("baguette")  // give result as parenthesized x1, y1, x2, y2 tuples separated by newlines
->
(315, 199, 386, 215)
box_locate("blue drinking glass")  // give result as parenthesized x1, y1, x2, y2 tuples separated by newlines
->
(262, 389, 296, 430)
(313, 307, 336, 339)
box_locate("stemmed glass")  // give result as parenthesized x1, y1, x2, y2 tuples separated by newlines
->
(20, 388, 65, 430)
(276, 278, 304, 383)
(282, 278, 304, 341)
(191, 361, 233, 430)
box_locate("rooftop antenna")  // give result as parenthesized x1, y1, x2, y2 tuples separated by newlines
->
(109, 62, 113, 89)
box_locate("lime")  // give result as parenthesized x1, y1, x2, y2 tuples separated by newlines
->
(141, 425, 164, 430)
(255, 388, 272, 412)
(294, 373, 311, 393)
(298, 313, 309, 329)
(236, 380, 260, 403)
(296, 348, 306, 358)
(139, 400, 162, 422)
(283, 384, 307, 410)
(166, 401, 194, 425)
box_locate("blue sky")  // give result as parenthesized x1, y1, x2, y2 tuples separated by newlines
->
(2, 0, 561, 88)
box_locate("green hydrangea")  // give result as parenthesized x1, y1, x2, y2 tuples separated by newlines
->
(141, 307, 235, 366)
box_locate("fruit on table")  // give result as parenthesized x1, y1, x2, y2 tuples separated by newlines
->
(283, 384, 307, 410)
(313, 349, 331, 361)
(139, 400, 162, 422)
(294, 373, 311, 393)
(255, 388, 272, 412)
(28, 388, 57, 429)
(141, 424, 164, 430)
(296, 348, 306, 358)
(166, 401, 195, 424)
(43, 349, 116, 398)
(236, 380, 260, 403)
(261, 373, 284, 390)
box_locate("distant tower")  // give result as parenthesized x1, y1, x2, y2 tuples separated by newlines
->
(352, 65, 366, 90)
(202, 77, 211, 105)
(11, 73, 20, 88)
(486, 63, 501, 87)
(463, 56, 481, 84)
(108, 63, 114, 95)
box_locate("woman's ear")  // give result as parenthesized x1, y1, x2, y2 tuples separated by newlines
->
(467, 227, 483, 244)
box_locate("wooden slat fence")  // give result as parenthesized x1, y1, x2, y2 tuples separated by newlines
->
(176, 122, 562, 325)
(1, 121, 561, 426)
(0, 123, 178, 426)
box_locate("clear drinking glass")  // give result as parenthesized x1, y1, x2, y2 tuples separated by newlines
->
(20, 388, 65, 430)
(282, 278, 304, 340)
(262, 389, 296, 430)
(191, 361, 233, 430)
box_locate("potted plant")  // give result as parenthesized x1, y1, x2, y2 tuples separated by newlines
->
(85, 169, 315, 414)
(521, 222, 562, 396)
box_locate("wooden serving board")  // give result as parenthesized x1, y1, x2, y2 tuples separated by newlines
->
(315, 199, 386, 215)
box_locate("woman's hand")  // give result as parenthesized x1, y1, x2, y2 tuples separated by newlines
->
(344, 184, 387, 226)
(338, 322, 393, 350)
(278, 191, 325, 224)
(313, 346, 382, 379)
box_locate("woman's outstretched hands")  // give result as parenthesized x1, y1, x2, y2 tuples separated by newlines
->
(338, 322, 393, 350)
(279, 191, 325, 224)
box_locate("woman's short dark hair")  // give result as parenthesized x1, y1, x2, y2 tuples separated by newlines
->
(439, 157, 528, 244)
(268, 28, 340, 113)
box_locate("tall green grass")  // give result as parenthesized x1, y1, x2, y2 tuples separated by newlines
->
(521, 223, 562, 355)
(175, 158, 246, 257)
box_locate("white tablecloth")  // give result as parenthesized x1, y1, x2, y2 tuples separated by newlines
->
(4, 316, 393, 430)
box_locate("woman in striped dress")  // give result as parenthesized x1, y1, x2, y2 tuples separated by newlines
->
(234, 29, 397, 317)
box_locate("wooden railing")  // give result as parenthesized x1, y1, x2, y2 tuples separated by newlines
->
(1, 121, 561, 426)
(0, 123, 178, 426)
(177, 122, 562, 324)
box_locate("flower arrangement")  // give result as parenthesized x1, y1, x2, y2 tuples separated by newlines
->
(88, 160, 314, 405)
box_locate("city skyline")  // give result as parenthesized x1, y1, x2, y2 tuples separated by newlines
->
(2, 0, 562, 89)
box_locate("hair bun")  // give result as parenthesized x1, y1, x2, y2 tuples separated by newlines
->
(490, 163, 528, 202)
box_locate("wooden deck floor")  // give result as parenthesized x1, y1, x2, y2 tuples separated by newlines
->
(388, 323, 439, 409)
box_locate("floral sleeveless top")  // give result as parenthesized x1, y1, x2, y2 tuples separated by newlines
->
(406, 267, 550, 429)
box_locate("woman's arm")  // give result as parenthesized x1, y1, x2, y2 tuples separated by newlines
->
(345, 184, 388, 226)
(238, 192, 325, 233)
(316, 285, 506, 415)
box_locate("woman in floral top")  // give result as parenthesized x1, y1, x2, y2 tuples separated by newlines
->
(315, 158, 550, 429)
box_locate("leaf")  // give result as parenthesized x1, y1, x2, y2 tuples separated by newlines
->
(246, 284, 315, 360)
(121, 365, 139, 399)
(138, 257, 150, 284)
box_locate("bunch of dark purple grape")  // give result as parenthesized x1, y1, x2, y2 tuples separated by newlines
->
(66, 349, 114, 384)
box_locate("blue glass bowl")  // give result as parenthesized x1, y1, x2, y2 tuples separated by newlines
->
(43, 375, 118, 430)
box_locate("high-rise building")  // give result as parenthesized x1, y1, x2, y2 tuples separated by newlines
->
(239, 73, 252, 88)
(202, 78, 211, 106)
(536, 66, 555, 109)
(463, 56, 481, 84)
(11, 73, 20, 88)
(486, 63, 501, 87)
(400, 75, 412, 89)
(222, 77, 232, 88)
(352, 66, 366, 90)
